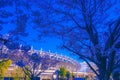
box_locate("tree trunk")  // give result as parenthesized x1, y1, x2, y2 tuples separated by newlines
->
(112, 70, 120, 80)
(97, 58, 111, 80)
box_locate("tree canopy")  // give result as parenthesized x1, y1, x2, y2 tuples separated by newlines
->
(60, 67, 67, 78)
(30, 0, 120, 80)
(0, 59, 12, 76)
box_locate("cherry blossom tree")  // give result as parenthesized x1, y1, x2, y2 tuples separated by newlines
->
(15, 48, 59, 80)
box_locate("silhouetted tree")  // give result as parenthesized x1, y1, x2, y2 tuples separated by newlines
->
(31, 0, 120, 80)
(0, 0, 32, 39)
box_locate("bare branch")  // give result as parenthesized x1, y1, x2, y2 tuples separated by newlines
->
(63, 45, 99, 76)
(68, 14, 86, 30)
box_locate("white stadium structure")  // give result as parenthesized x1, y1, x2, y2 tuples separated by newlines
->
(6, 48, 95, 79)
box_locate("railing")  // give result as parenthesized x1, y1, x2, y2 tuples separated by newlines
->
(29, 50, 80, 67)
